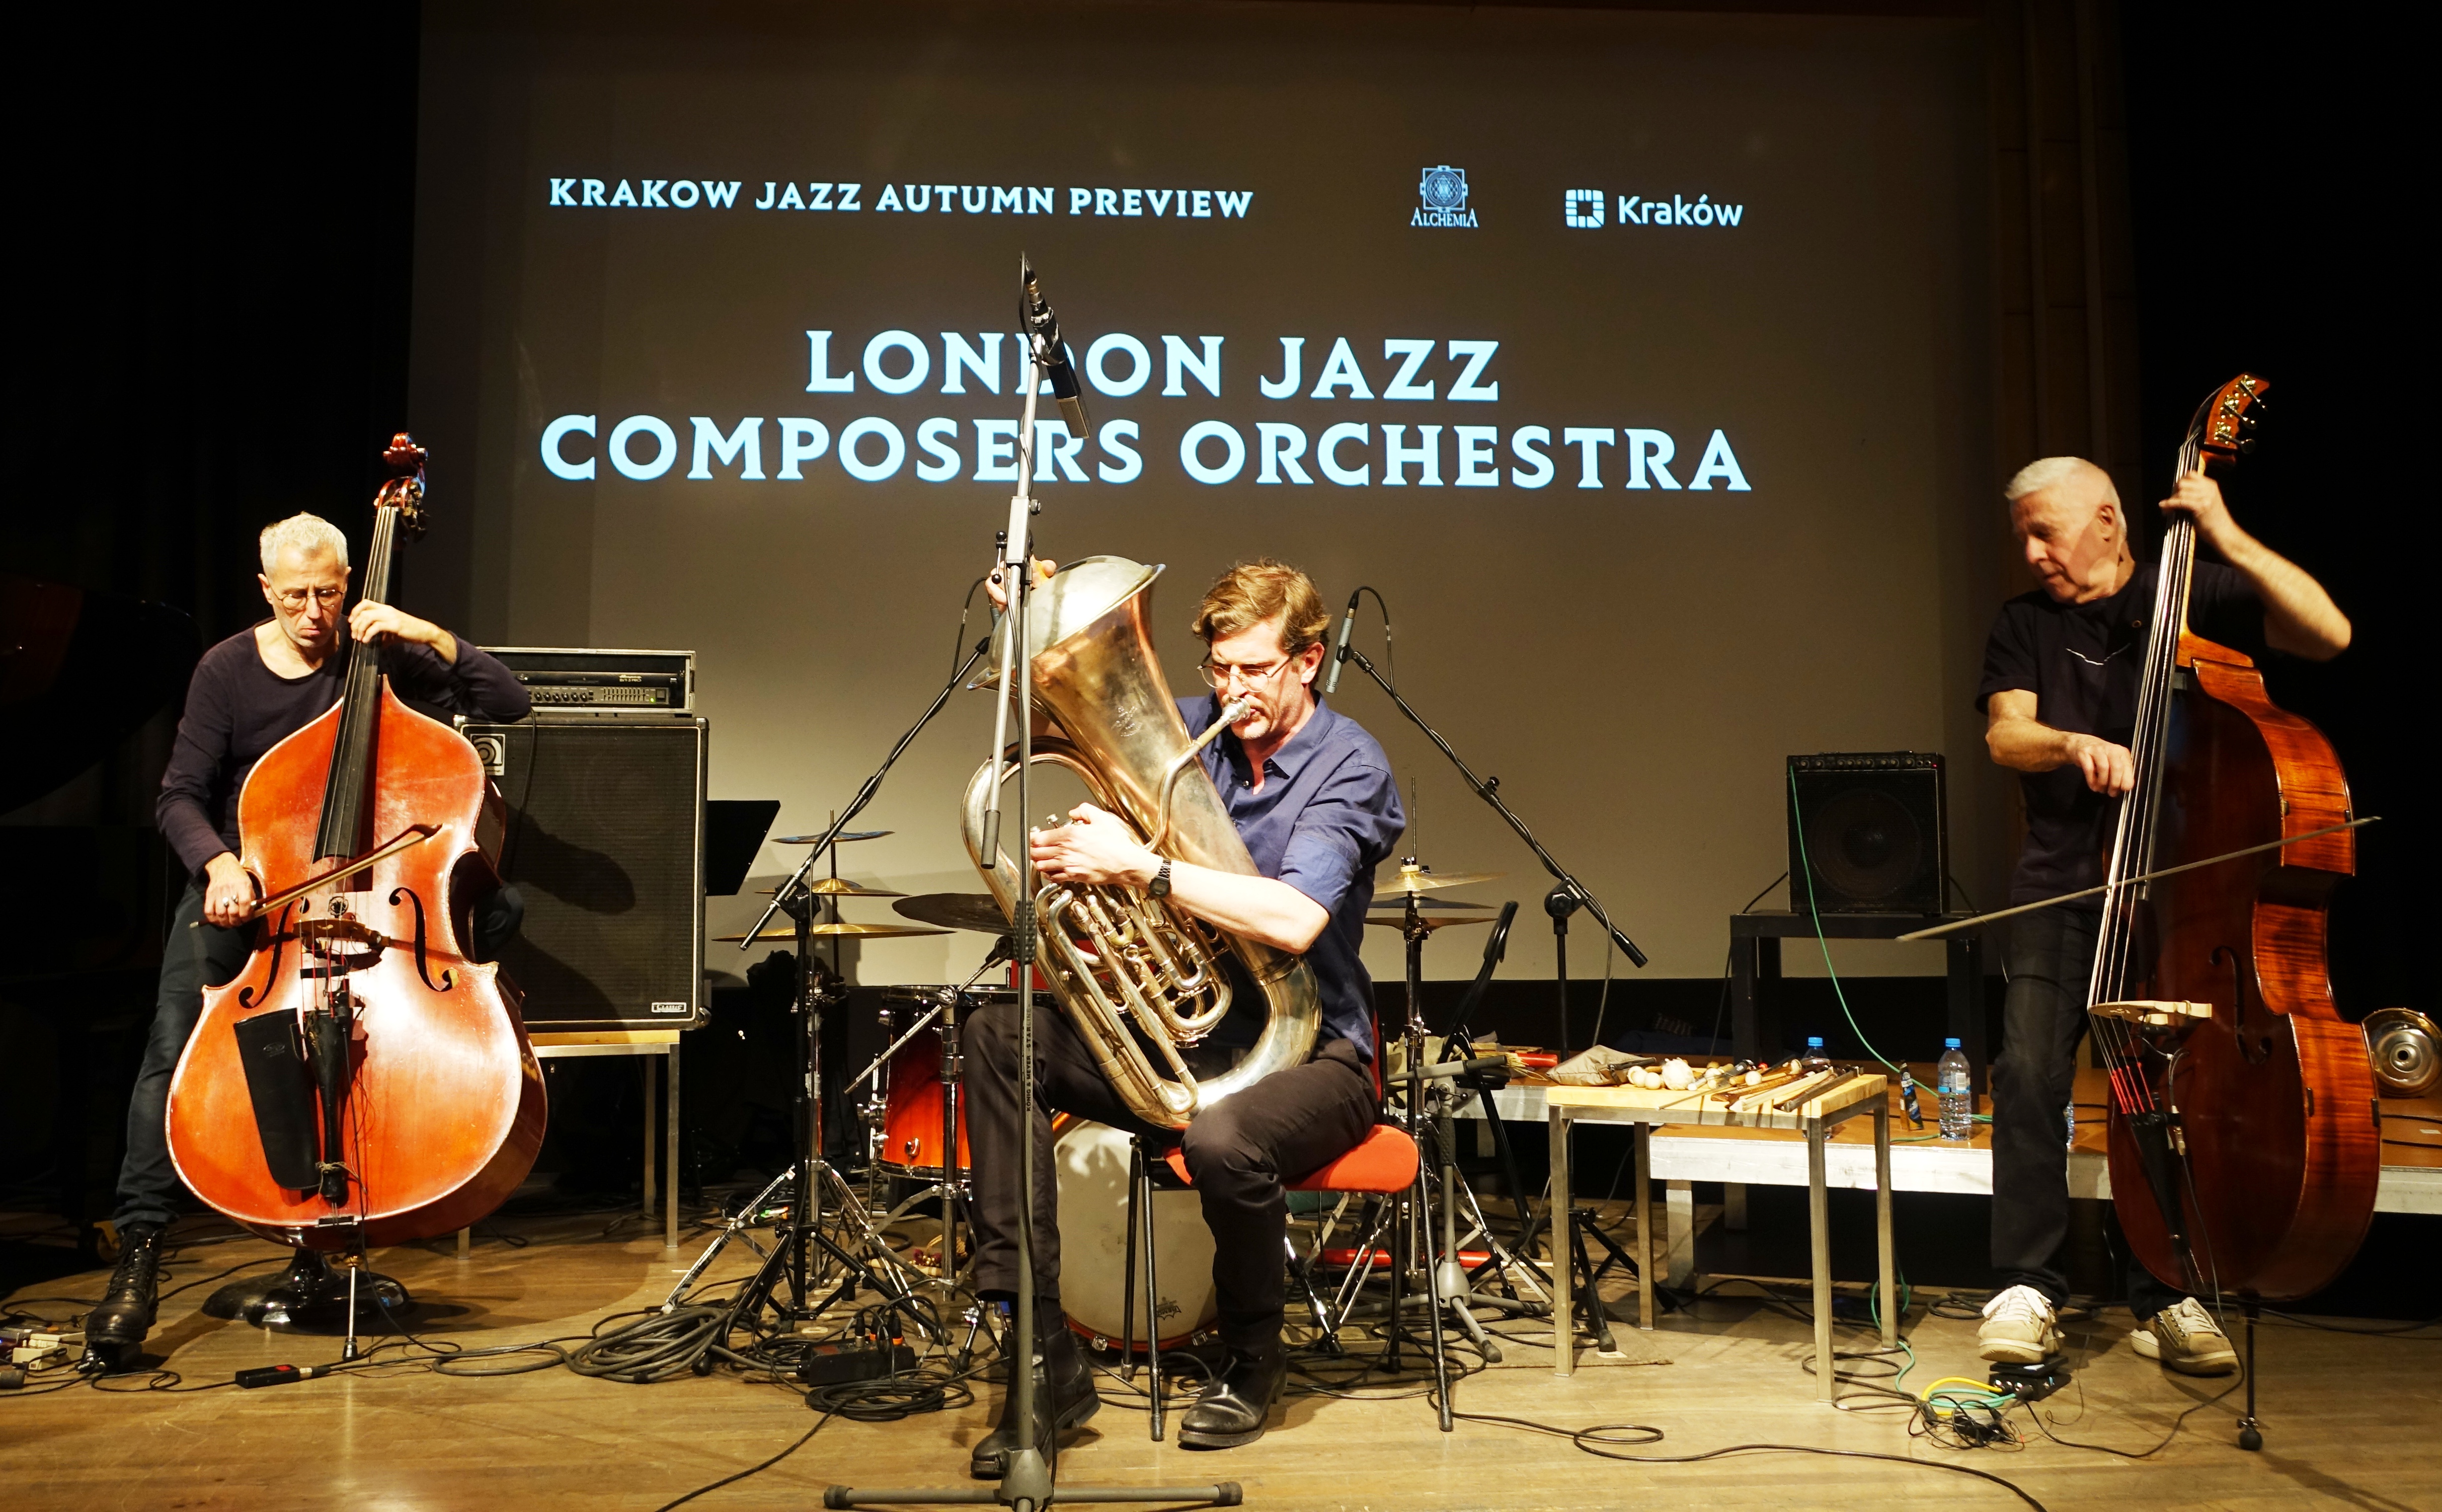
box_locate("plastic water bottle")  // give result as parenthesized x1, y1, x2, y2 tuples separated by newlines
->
(1802, 1036, 1831, 1072)
(1937, 1038, 1971, 1140)
(2065, 1103, 2078, 1151)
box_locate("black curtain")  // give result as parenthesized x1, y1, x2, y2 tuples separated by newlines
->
(2121, 5, 2419, 1012)
(5, 7, 424, 674)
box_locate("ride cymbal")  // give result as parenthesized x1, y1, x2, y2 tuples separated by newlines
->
(1377, 862, 1505, 896)
(1364, 913, 1496, 931)
(716, 921, 949, 943)
(894, 893, 1014, 934)
(774, 830, 891, 844)
(757, 878, 905, 898)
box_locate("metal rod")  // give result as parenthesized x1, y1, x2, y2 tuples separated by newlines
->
(1875, 1103, 1895, 1349)
(1809, 1121, 1833, 1404)
(1633, 1123, 1653, 1332)
(1549, 1107, 1572, 1377)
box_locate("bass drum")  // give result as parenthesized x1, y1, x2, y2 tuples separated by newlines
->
(1054, 1118, 1218, 1351)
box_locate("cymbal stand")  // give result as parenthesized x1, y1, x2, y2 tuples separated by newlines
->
(690, 638, 992, 1343)
(1327, 634, 1652, 1347)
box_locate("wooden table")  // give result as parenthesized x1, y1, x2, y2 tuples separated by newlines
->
(1546, 1071, 1894, 1401)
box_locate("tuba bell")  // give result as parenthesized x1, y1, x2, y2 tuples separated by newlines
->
(961, 556, 1322, 1129)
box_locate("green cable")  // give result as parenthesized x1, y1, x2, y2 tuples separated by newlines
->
(1788, 767, 1902, 1073)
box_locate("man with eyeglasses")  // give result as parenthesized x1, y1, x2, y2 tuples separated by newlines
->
(965, 557, 1403, 1467)
(80, 512, 529, 1373)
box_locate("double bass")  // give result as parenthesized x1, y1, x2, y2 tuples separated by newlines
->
(2090, 376, 2377, 1343)
(165, 436, 545, 1250)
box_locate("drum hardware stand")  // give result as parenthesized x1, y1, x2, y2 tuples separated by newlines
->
(1326, 634, 1653, 1374)
(709, 639, 995, 1350)
(828, 255, 1236, 1512)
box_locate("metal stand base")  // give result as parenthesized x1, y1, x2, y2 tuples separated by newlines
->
(201, 1250, 408, 1331)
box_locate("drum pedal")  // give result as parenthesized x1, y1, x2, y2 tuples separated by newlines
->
(1987, 1354, 2069, 1402)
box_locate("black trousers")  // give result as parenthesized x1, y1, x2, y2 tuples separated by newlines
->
(967, 999, 1375, 1353)
(1990, 906, 2183, 1317)
(112, 879, 523, 1231)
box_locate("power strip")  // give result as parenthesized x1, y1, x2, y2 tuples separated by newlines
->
(799, 1343, 918, 1387)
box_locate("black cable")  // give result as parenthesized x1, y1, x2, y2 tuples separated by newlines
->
(2019, 1365, 2243, 1460)
(650, 1410, 834, 1512)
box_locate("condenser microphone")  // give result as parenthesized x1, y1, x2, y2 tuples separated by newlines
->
(1020, 255, 1090, 440)
(1324, 587, 1360, 695)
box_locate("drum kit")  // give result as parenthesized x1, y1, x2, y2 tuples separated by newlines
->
(687, 837, 1533, 1359)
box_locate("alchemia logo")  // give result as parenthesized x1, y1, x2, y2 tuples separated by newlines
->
(1413, 166, 1477, 229)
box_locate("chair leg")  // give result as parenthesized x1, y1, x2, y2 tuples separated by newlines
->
(1140, 1147, 1164, 1442)
(1122, 1142, 1141, 1385)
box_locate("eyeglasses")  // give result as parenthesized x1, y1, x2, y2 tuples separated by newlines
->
(1197, 656, 1291, 690)
(272, 587, 346, 609)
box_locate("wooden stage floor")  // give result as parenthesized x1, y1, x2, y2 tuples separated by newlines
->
(4, 1207, 2435, 1512)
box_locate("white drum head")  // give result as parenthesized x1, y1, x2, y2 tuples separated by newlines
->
(1054, 1120, 1217, 1349)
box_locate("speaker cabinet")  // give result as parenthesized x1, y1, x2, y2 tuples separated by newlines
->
(1786, 752, 1947, 914)
(461, 715, 707, 1030)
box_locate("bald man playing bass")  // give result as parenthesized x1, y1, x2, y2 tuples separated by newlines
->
(1974, 456, 2349, 1377)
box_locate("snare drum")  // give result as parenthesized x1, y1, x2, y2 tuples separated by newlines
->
(1054, 1119, 1218, 1350)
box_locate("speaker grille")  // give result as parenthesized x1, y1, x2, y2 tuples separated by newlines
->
(1787, 753, 1946, 914)
(465, 717, 706, 1029)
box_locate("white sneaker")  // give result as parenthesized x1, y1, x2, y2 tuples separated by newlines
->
(2130, 1297, 2238, 1376)
(1978, 1285, 2061, 1364)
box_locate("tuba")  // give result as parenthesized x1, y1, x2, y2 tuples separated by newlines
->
(961, 556, 1321, 1129)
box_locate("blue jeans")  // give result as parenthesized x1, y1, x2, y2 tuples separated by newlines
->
(112, 879, 524, 1230)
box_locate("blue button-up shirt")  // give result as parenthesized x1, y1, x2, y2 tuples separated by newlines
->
(1178, 693, 1405, 1059)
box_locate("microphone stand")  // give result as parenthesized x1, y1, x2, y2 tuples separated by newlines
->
(827, 259, 1235, 1512)
(1337, 645, 1649, 974)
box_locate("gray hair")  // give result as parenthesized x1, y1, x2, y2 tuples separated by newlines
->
(258, 513, 350, 574)
(2003, 456, 2114, 504)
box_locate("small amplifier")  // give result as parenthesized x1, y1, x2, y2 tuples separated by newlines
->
(486, 647, 694, 712)
(1787, 752, 1948, 914)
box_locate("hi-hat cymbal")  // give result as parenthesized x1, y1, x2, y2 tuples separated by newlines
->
(775, 830, 891, 844)
(1365, 913, 1496, 931)
(1378, 863, 1505, 896)
(716, 921, 949, 943)
(895, 893, 1013, 934)
(757, 878, 905, 898)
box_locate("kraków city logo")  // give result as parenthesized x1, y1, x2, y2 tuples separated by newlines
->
(1413, 165, 1477, 229)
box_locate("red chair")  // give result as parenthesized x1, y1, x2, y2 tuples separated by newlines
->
(1117, 1025, 1435, 1441)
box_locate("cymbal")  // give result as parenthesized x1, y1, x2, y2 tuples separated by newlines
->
(1372, 896, 1496, 911)
(1365, 913, 1495, 931)
(1378, 863, 1505, 896)
(775, 830, 891, 844)
(758, 878, 905, 898)
(895, 893, 1013, 934)
(716, 921, 950, 943)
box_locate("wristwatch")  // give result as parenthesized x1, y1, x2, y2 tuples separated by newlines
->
(1148, 857, 1173, 899)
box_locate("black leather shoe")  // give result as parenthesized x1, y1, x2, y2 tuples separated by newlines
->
(1178, 1342, 1287, 1449)
(79, 1222, 167, 1374)
(970, 1306, 1100, 1479)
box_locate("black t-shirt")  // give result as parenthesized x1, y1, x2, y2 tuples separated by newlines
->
(1976, 559, 2263, 906)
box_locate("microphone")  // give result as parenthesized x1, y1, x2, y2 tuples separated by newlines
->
(1324, 587, 1360, 695)
(1020, 255, 1090, 440)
